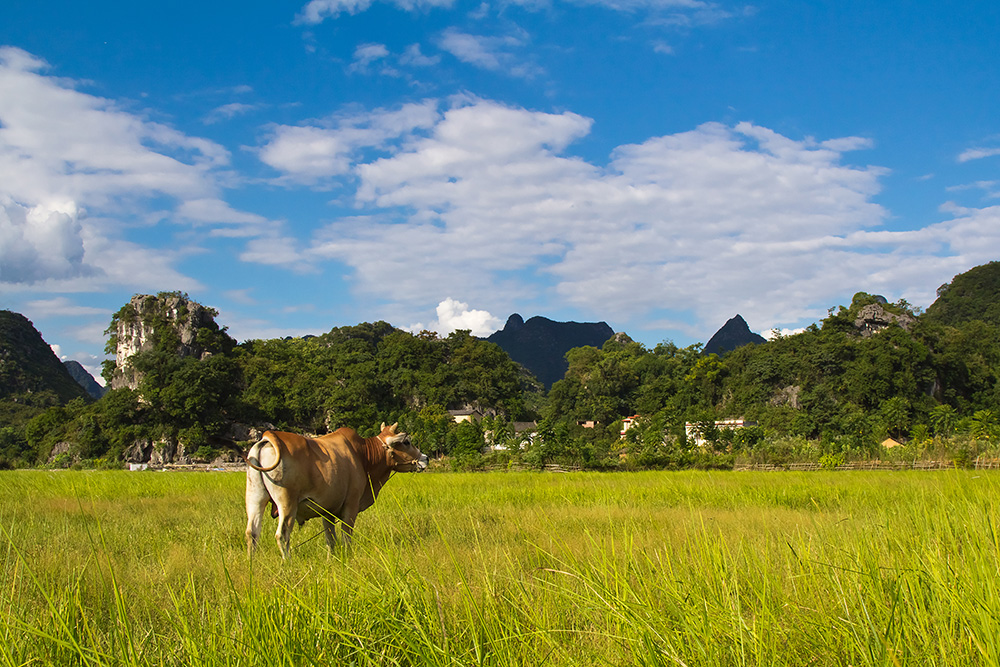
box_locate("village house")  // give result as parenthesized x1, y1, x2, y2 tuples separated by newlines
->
(448, 408, 483, 424)
(620, 416, 640, 438)
(684, 419, 757, 447)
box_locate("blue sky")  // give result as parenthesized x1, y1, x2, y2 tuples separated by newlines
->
(2, 0, 1000, 384)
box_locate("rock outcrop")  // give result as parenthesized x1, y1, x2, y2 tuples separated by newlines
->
(703, 315, 767, 356)
(109, 293, 229, 390)
(853, 303, 915, 338)
(486, 314, 616, 388)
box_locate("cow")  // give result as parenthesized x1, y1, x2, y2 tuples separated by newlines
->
(244, 422, 428, 558)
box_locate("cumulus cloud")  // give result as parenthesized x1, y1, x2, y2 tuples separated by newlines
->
(0, 198, 88, 284)
(435, 28, 539, 77)
(257, 100, 440, 183)
(251, 95, 998, 337)
(435, 298, 502, 336)
(406, 298, 502, 337)
(0, 46, 262, 287)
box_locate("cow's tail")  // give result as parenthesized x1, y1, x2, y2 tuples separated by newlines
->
(246, 435, 282, 473)
(209, 434, 282, 472)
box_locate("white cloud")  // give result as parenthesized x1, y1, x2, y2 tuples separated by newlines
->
(296, 0, 734, 24)
(257, 100, 440, 183)
(0, 198, 88, 284)
(203, 102, 260, 124)
(176, 198, 270, 226)
(348, 43, 391, 73)
(296, 0, 374, 22)
(0, 46, 262, 287)
(436, 29, 538, 77)
(958, 146, 1000, 163)
(239, 235, 320, 274)
(258, 96, 996, 337)
(24, 297, 108, 318)
(400, 43, 441, 67)
(763, 327, 806, 340)
(434, 297, 502, 336)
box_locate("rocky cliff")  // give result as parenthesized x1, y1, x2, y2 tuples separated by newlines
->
(108, 293, 232, 390)
(853, 303, 915, 338)
(486, 314, 615, 388)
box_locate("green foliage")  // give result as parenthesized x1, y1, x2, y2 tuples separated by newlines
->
(12, 261, 1000, 470)
(925, 260, 1000, 327)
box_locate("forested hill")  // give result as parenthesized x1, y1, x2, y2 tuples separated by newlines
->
(924, 261, 1000, 327)
(0, 310, 88, 404)
(3, 261, 1000, 471)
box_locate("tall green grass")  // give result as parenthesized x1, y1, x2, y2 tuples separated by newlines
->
(1, 469, 998, 665)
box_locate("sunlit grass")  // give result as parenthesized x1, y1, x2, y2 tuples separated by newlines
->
(1, 469, 999, 665)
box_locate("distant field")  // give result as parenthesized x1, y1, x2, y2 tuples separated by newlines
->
(1, 469, 999, 666)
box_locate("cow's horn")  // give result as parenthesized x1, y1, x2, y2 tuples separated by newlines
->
(380, 422, 386, 430)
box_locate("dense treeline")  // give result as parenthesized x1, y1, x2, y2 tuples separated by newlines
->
(3, 262, 1000, 470)
(0, 314, 534, 467)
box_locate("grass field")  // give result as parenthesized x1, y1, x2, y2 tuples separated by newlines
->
(1, 468, 999, 666)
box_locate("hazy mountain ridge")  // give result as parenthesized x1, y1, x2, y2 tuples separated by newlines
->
(63, 361, 107, 399)
(703, 315, 767, 356)
(486, 314, 616, 388)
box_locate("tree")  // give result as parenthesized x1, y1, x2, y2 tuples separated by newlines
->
(929, 404, 956, 438)
(879, 396, 911, 440)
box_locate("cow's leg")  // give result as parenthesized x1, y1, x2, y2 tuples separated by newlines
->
(269, 487, 297, 559)
(244, 469, 270, 557)
(273, 508, 296, 559)
(322, 518, 338, 553)
(337, 507, 359, 548)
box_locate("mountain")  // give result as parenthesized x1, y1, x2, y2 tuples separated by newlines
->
(703, 314, 767, 356)
(486, 314, 615, 388)
(64, 360, 108, 399)
(924, 261, 1000, 327)
(0, 310, 90, 403)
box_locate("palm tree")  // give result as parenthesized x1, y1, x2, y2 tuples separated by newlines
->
(929, 404, 956, 438)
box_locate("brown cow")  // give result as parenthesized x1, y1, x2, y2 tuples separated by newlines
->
(244, 422, 428, 558)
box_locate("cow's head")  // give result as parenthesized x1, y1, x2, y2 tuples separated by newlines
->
(380, 422, 429, 472)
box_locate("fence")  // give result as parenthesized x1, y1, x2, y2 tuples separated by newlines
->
(734, 458, 1000, 472)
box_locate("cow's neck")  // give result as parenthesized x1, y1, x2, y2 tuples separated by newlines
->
(360, 436, 393, 499)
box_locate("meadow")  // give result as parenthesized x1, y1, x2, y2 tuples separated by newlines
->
(1, 469, 998, 666)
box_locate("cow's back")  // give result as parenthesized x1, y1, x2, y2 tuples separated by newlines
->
(260, 430, 367, 521)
